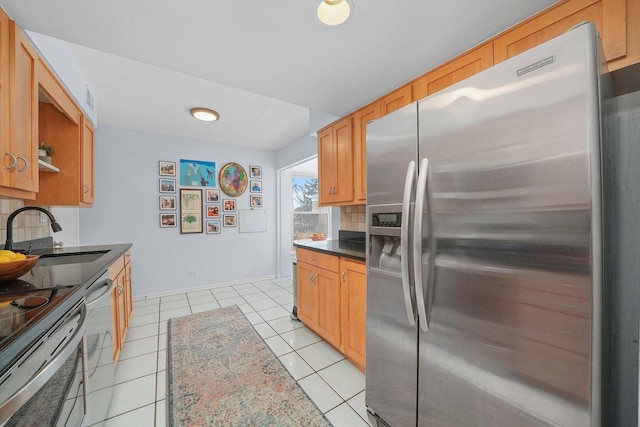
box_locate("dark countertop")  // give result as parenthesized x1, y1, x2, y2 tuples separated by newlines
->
(294, 239, 366, 262)
(0, 241, 132, 376)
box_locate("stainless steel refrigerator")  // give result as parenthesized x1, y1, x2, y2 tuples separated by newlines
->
(366, 23, 604, 427)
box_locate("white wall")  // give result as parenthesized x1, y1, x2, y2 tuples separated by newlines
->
(79, 125, 277, 298)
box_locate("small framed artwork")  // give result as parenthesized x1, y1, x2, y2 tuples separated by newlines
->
(180, 188, 203, 234)
(206, 220, 221, 234)
(159, 195, 176, 210)
(206, 205, 220, 218)
(250, 195, 263, 208)
(159, 178, 176, 193)
(205, 189, 220, 203)
(250, 180, 262, 193)
(223, 214, 237, 227)
(250, 165, 262, 179)
(223, 199, 236, 212)
(160, 213, 177, 228)
(159, 161, 176, 176)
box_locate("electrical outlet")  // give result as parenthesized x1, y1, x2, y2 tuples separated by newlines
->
(187, 271, 197, 278)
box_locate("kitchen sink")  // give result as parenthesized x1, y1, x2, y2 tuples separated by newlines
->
(36, 250, 109, 266)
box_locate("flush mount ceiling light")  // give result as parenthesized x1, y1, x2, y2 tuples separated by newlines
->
(317, 0, 351, 26)
(190, 107, 220, 122)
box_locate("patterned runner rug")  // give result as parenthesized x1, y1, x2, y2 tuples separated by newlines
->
(167, 305, 332, 427)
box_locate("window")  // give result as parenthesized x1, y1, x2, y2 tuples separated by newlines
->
(291, 176, 330, 245)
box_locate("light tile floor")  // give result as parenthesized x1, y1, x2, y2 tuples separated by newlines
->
(88, 277, 372, 427)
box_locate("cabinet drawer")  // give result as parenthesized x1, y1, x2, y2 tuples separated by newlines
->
(296, 248, 339, 273)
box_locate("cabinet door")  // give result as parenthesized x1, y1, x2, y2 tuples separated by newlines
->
(317, 116, 354, 205)
(493, 0, 602, 64)
(81, 117, 95, 205)
(352, 103, 379, 202)
(412, 43, 494, 100)
(316, 267, 341, 349)
(6, 22, 38, 194)
(340, 258, 366, 371)
(124, 259, 133, 321)
(317, 126, 335, 205)
(297, 261, 318, 327)
(332, 116, 354, 203)
(0, 10, 9, 190)
(378, 85, 412, 116)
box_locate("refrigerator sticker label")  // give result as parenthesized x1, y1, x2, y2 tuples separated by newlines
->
(517, 56, 555, 76)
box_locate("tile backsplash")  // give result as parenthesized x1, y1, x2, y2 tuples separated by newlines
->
(0, 198, 51, 244)
(340, 204, 366, 232)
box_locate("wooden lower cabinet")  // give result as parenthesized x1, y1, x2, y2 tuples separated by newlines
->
(297, 254, 341, 349)
(109, 250, 133, 363)
(296, 247, 366, 371)
(340, 258, 366, 372)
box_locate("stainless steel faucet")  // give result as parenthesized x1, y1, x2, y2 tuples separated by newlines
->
(4, 207, 63, 251)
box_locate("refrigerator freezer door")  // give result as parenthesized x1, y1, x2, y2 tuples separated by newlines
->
(366, 103, 419, 427)
(366, 103, 418, 207)
(416, 23, 601, 426)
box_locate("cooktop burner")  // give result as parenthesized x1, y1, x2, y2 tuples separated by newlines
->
(0, 262, 84, 358)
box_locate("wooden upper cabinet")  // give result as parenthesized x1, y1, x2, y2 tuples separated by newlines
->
(493, 0, 638, 71)
(412, 43, 494, 100)
(318, 116, 354, 205)
(378, 85, 412, 116)
(0, 9, 9, 191)
(81, 117, 95, 205)
(0, 20, 39, 198)
(352, 103, 379, 202)
(27, 57, 95, 207)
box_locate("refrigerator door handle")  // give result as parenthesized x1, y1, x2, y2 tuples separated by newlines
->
(400, 160, 416, 326)
(413, 157, 430, 332)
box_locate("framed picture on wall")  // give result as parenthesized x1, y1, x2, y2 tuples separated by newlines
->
(250, 180, 262, 193)
(205, 189, 220, 203)
(250, 195, 262, 207)
(159, 195, 176, 210)
(159, 178, 176, 193)
(206, 220, 221, 234)
(159, 161, 176, 176)
(180, 189, 203, 234)
(160, 213, 177, 228)
(223, 214, 237, 227)
(223, 199, 236, 212)
(249, 165, 262, 178)
(206, 205, 220, 218)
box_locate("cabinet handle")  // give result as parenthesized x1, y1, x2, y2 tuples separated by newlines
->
(341, 271, 347, 281)
(4, 153, 17, 170)
(310, 274, 317, 283)
(84, 185, 90, 193)
(311, 256, 317, 261)
(116, 286, 124, 296)
(17, 156, 28, 172)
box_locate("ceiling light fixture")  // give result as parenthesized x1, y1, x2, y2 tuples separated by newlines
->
(190, 107, 220, 122)
(317, 0, 351, 26)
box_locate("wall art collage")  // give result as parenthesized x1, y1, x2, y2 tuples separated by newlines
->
(157, 159, 262, 234)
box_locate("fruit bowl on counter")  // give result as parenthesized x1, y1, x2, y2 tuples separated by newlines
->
(310, 233, 326, 241)
(0, 250, 40, 282)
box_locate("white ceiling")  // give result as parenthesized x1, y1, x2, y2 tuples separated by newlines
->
(0, 0, 558, 151)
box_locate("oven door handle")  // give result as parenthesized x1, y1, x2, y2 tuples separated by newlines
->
(85, 278, 113, 308)
(0, 304, 87, 425)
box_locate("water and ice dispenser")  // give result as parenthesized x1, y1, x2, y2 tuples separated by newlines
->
(369, 209, 404, 274)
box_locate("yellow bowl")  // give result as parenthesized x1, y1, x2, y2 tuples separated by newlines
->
(0, 255, 40, 282)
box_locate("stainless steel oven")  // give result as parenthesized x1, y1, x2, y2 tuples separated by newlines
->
(0, 299, 86, 426)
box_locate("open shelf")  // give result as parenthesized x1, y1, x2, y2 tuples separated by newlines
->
(38, 159, 60, 173)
